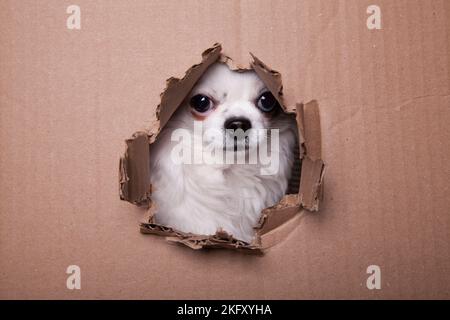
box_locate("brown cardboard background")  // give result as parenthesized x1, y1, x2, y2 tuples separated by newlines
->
(0, 0, 449, 299)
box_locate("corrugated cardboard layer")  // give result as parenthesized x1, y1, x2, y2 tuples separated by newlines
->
(1, 0, 449, 299)
(119, 132, 152, 205)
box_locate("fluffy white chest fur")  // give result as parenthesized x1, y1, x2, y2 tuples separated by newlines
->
(149, 63, 297, 243)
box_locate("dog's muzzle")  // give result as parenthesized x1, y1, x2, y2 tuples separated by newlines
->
(224, 117, 252, 132)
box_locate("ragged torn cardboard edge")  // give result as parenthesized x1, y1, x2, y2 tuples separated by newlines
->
(119, 43, 325, 252)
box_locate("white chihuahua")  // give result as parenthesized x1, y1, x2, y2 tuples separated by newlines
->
(149, 62, 297, 243)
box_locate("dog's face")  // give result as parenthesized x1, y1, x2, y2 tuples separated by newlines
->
(182, 62, 282, 152)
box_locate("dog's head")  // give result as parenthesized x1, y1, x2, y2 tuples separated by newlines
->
(180, 62, 283, 152)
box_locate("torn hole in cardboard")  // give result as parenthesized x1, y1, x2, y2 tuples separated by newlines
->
(119, 43, 325, 253)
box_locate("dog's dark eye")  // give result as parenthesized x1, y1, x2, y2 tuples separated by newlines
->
(190, 94, 212, 113)
(257, 91, 279, 113)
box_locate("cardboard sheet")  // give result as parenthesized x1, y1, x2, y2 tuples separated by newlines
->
(1, 0, 449, 299)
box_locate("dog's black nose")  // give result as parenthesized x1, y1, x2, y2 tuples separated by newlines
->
(224, 117, 252, 132)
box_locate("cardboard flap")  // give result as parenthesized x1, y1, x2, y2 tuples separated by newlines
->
(259, 212, 304, 249)
(119, 132, 152, 206)
(250, 53, 285, 111)
(140, 221, 261, 253)
(157, 43, 222, 129)
(298, 100, 325, 211)
(256, 195, 304, 249)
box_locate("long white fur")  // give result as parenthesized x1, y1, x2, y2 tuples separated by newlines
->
(149, 63, 297, 243)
